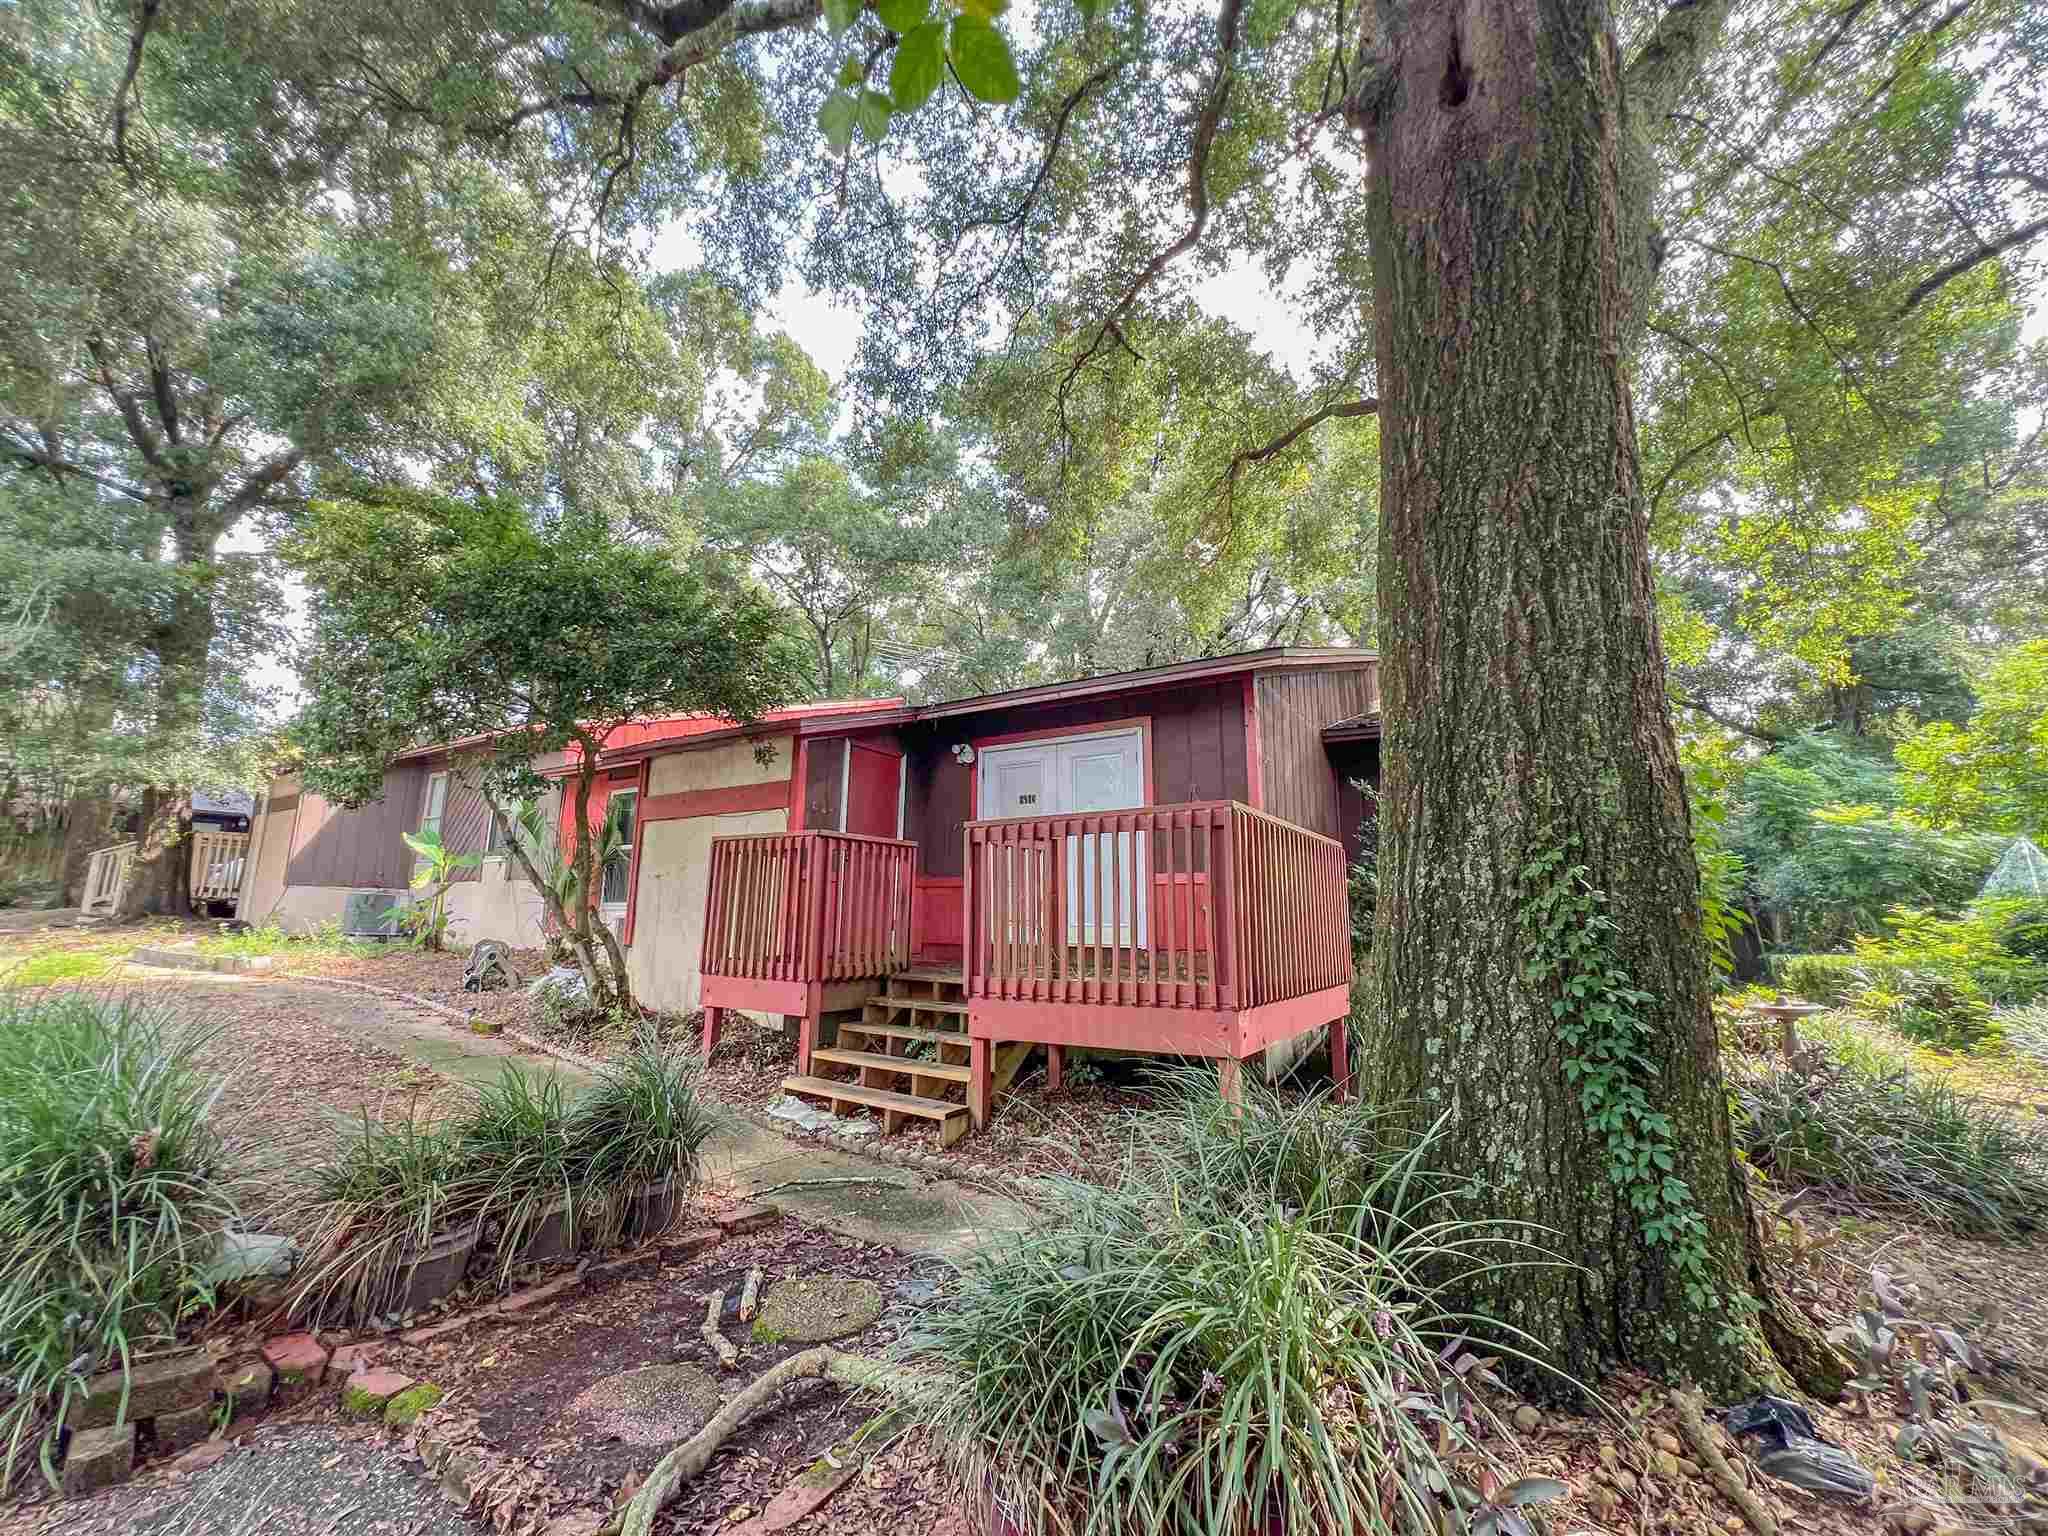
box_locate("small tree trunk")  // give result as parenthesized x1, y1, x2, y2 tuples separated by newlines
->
(1352, 0, 1840, 1395)
(117, 787, 193, 918)
(59, 789, 112, 907)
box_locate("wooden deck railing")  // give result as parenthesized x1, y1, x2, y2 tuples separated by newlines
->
(191, 829, 249, 904)
(82, 842, 137, 915)
(701, 830, 916, 983)
(962, 800, 1350, 1011)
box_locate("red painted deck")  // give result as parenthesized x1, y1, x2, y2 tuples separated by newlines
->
(699, 800, 1353, 1128)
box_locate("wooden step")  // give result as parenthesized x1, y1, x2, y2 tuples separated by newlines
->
(866, 995, 968, 1015)
(781, 1075, 969, 1147)
(839, 1020, 964, 1048)
(891, 966, 964, 985)
(812, 1047, 970, 1084)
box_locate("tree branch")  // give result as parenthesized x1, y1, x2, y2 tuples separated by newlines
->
(1216, 397, 1379, 491)
(85, 337, 168, 471)
(110, 0, 163, 186)
(1671, 691, 1786, 743)
(225, 446, 307, 516)
(1056, 0, 1246, 431)
(1624, 0, 1736, 126)
(0, 427, 159, 503)
(1894, 213, 2048, 319)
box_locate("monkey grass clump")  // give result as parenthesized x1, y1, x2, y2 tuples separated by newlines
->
(895, 1068, 1567, 1536)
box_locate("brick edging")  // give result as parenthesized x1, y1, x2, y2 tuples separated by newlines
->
(273, 973, 1047, 1208)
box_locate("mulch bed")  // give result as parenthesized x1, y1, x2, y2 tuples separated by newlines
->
(289, 943, 551, 1033)
(223, 1197, 960, 1535)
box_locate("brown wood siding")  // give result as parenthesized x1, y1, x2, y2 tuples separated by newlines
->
(441, 775, 493, 882)
(284, 763, 428, 889)
(903, 678, 1248, 877)
(1254, 665, 1380, 839)
(804, 738, 847, 831)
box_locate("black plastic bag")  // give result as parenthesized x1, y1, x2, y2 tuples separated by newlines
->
(1724, 1396, 1876, 1501)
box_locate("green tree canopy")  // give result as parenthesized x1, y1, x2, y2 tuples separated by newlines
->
(1899, 639, 2048, 837)
(285, 483, 808, 1009)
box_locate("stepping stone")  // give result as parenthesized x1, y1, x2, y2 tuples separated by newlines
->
(752, 1277, 883, 1344)
(564, 1365, 721, 1448)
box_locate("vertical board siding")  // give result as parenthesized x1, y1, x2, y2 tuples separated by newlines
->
(907, 679, 1249, 878)
(441, 776, 493, 882)
(1252, 666, 1379, 840)
(283, 763, 429, 889)
(1329, 740, 1381, 862)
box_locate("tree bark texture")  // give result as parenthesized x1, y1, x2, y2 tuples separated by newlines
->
(59, 791, 112, 907)
(118, 498, 217, 918)
(1351, 0, 1832, 1393)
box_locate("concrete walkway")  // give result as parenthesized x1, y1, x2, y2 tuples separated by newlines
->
(129, 969, 1034, 1261)
(702, 1114, 1034, 1257)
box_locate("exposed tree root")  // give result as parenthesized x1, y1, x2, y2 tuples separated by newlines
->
(617, 1348, 916, 1536)
(702, 1287, 737, 1369)
(1675, 1386, 1776, 1536)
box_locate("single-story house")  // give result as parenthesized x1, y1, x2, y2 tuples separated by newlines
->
(241, 647, 1381, 1141)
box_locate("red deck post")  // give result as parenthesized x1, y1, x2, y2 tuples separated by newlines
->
(702, 1005, 725, 1059)
(969, 1036, 992, 1128)
(1046, 1043, 1065, 1093)
(1217, 1053, 1244, 1110)
(1328, 1015, 1350, 1103)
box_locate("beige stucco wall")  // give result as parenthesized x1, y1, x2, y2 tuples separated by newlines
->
(627, 737, 793, 1013)
(263, 884, 368, 933)
(446, 858, 550, 949)
(646, 734, 789, 796)
(238, 778, 301, 924)
(626, 807, 788, 1014)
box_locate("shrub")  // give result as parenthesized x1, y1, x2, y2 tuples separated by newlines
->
(1859, 971, 1996, 1051)
(900, 1070, 1565, 1536)
(0, 991, 240, 1482)
(293, 1036, 718, 1317)
(1995, 898, 2048, 964)
(1731, 1026, 2048, 1237)
(291, 1116, 469, 1324)
(1768, 952, 1867, 1006)
(1769, 903, 2048, 1051)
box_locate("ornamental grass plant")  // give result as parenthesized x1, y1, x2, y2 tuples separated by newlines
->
(898, 1068, 1568, 1536)
(292, 1032, 719, 1319)
(1732, 1022, 2048, 1237)
(0, 989, 241, 1484)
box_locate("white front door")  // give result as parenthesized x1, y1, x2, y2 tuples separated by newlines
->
(976, 728, 1146, 947)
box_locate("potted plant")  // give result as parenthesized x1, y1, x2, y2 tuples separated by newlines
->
(456, 1069, 582, 1281)
(568, 1031, 721, 1246)
(294, 1118, 478, 1324)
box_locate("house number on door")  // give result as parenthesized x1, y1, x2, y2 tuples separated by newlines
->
(1017, 793, 1037, 805)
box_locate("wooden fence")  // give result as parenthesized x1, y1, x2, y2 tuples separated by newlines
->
(701, 831, 916, 984)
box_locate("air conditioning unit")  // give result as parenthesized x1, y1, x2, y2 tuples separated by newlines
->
(342, 890, 406, 938)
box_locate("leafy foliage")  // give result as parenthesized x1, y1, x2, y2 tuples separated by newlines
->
(0, 991, 239, 1485)
(1514, 839, 1716, 1310)
(1898, 639, 2048, 836)
(1732, 1023, 2048, 1236)
(1732, 734, 2002, 949)
(899, 1069, 1564, 1536)
(401, 827, 482, 953)
(285, 484, 807, 1010)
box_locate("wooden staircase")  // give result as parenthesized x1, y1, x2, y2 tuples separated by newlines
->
(780, 966, 1030, 1146)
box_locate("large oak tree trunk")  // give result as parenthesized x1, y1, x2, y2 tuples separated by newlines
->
(118, 520, 215, 919)
(60, 790, 112, 907)
(1351, 0, 1838, 1394)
